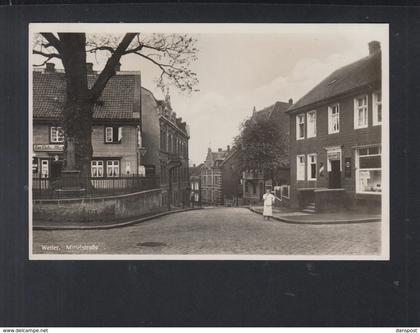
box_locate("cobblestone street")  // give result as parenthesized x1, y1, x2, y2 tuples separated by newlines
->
(33, 207, 382, 256)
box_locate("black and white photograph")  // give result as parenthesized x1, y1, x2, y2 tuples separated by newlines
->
(29, 23, 389, 260)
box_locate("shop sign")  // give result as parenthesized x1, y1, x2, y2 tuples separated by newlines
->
(33, 144, 64, 152)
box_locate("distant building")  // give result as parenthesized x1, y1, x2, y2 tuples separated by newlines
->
(287, 41, 382, 212)
(241, 101, 291, 204)
(32, 63, 143, 182)
(141, 91, 190, 208)
(189, 163, 203, 206)
(200, 146, 243, 206)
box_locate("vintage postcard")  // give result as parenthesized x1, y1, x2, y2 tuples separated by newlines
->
(29, 23, 389, 260)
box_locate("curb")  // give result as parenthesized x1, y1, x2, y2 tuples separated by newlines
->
(33, 207, 202, 231)
(248, 207, 381, 225)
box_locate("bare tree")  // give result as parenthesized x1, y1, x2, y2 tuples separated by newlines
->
(33, 32, 198, 181)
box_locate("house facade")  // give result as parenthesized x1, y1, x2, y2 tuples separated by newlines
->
(32, 63, 143, 183)
(189, 163, 202, 206)
(141, 91, 190, 208)
(241, 101, 291, 204)
(287, 41, 382, 212)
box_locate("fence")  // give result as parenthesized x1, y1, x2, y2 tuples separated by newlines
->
(32, 175, 160, 199)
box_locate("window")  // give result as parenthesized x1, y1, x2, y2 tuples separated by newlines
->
(296, 155, 305, 180)
(328, 104, 340, 134)
(307, 111, 317, 138)
(296, 114, 305, 140)
(354, 95, 368, 129)
(91, 160, 104, 177)
(105, 126, 122, 143)
(50, 126, 64, 143)
(106, 160, 120, 177)
(307, 154, 317, 180)
(356, 146, 381, 194)
(245, 181, 249, 193)
(373, 91, 382, 126)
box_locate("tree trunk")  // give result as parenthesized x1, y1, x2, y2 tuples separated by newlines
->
(59, 34, 93, 181)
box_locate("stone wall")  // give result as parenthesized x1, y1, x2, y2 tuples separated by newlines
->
(33, 189, 163, 223)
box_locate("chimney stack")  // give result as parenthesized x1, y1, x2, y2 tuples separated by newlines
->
(45, 63, 55, 73)
(288, 98, 293, 104)
(368, 41, 381, 55)
(86, 62, 94, 74)
(218, 148, 222, 152)
(227, 145, 230, 152)
(115, 62, 121, 71)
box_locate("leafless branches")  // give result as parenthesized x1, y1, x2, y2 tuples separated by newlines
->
(33, 32, 199, 93)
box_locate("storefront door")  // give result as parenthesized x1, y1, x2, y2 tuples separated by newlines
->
(328, 160, 341, 189)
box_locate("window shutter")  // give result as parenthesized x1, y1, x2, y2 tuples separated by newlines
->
(118, 127, 123, 142)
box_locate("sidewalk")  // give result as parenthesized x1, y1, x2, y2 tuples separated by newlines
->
(33, 207, 201, 230)
(249, 206, 381, 225)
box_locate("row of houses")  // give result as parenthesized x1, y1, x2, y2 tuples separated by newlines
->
(193, 41, 382, 213)
(32, 62, 190, 207)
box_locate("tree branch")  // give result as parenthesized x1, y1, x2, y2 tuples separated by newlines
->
(40, 33, 62, 53)
(89, 33, 138, 102)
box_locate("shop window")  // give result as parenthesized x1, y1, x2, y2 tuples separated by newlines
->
(50, 126, 64, 143)
(91, 160, 104, 178)
(106, 160, 120, 177)
(296, 114, 305, 140)
(296, 155, 305, 180)
(354, 95, 368, 129)
(328, 104, 340, 134)
(373, 91, 382, 126)
(105, 126, 122, 143)
(356, 146, 381, 194)
(307, 154, 317, 180)
(307, 111, 317, 138)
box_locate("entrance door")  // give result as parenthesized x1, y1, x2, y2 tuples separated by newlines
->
(328, 160, 341, 189)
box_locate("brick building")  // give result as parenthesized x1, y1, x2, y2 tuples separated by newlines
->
(241, 101, 291, 204)
(189, 163, 203, 206)
(287, 41, 382, 212)
(141, 92, 190, 208)
(32, 63, 143, 182)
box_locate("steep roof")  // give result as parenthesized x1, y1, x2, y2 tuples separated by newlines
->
(288, 51, 381, 112)
(252, 101, 292, 121)
(33, 70, 141, 120)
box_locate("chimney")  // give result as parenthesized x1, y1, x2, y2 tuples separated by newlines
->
(115, 62, 121, 71)
(86, 62, 94, 74)
(208, 147, 212, 153)
(227, 145, 230, 152)
(45, 63, 55, 73)
(288, 98, 293, 104)
(218, 148, 222, 152)
(368, 41, 381, 55)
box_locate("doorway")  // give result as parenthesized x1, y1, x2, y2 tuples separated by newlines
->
(50, 160, 62, 181)
(328, 160, 341, 189)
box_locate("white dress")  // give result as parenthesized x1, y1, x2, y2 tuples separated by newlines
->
(262, 193, 275, 216)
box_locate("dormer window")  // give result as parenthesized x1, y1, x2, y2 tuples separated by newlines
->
(105, 126, 122, 144)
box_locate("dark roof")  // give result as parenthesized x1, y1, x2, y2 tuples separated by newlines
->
(189, 163, 203, 176)
(33, 71, 140, 120)
(252, 101, 292, 121)
(288, 51, 381, 111)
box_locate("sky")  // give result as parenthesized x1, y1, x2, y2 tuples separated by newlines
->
(32, 24, 388, 166)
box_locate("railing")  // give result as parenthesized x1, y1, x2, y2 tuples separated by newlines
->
(32, 175, 160, 199)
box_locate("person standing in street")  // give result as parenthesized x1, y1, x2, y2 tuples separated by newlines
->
(262, 188, 276, 220)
